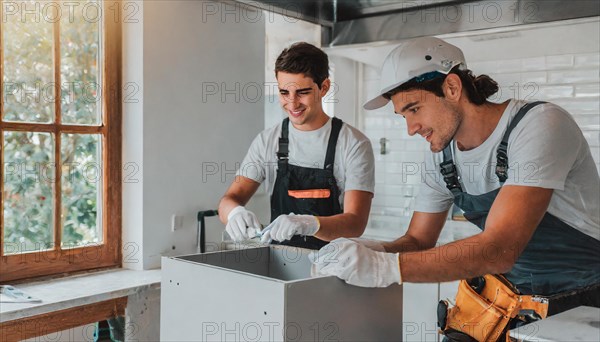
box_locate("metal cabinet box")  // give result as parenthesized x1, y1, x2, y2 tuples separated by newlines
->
(161, 245, 403, 341)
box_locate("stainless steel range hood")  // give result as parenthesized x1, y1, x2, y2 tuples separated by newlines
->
(330, 0, 600, 45)
(234, 0, 467, 26)
(233, 0, 600, 46)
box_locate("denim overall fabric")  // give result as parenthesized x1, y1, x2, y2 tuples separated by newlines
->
(442, 102, 600, 295)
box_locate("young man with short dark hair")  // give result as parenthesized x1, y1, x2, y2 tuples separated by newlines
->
(218, 42, 375, 249)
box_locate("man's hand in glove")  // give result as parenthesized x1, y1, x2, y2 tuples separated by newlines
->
(309, 237, 402, 288)
(261, 214, 320, 243)
(225, 206, 261, 242)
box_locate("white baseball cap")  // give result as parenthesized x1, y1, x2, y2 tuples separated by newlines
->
(363, 37, 467, 110)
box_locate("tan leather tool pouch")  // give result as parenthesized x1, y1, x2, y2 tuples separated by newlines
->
(439, 274, 527, 342)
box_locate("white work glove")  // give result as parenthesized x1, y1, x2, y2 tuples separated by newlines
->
(261, 213, 319, 243)
(225, 206, 261, 242)
(349, 237, 387, 252)
(309, 238, 402, 288)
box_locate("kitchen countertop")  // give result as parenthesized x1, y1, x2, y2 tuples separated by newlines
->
(510, 306, 600, 341)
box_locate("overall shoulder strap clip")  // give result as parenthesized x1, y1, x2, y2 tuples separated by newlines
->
(277, 138, 289, 161)
(277, 119, 290, 172)
(324, 117, 343, 170)
(495, 101, 547, 183)
(496, 141, 509, 183)
(440, 144, 463, 194)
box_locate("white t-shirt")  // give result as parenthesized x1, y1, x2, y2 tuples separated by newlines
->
(237, 117, 375, 207)
(414, 100, 600, 240)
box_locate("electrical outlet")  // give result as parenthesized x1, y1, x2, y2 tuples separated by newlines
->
(171, 214, 183, 232)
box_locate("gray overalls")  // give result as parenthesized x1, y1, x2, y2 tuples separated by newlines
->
(440, 102, 600, 308)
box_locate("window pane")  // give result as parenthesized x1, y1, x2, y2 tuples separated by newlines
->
(3, 131, 54, 254)
(2, 0, 55, 123)
(60, 0, 101, 125)
(61, 134, 102, 247)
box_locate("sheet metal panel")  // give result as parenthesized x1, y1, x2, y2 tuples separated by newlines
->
(161, 256, 285, 341)
(286, 277, 403, 341)
(161, 246, 404, 341)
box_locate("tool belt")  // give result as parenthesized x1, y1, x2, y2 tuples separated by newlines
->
(437, 274, 549, 342)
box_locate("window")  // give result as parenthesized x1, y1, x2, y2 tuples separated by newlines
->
(1, 0, 122, 282)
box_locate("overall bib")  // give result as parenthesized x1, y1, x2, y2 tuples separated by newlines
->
(440, 101, 600, 302)
(270, 117, 343, 250)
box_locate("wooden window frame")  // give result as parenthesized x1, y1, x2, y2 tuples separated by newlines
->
(0, 0, 122, 282)
(0, 297, 127, 341)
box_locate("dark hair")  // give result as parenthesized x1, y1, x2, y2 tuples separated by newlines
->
(275, 42, 329, 89)
(384, 66, 499, 105)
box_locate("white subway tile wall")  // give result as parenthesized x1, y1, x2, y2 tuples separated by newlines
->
(360, 38, 600, 240)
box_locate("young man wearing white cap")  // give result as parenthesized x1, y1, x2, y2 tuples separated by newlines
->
(311, 37, 599, 340)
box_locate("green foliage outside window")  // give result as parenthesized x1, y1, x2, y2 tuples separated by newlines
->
(2, 1, 102, 253)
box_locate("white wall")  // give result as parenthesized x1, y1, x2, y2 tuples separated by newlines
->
(328, 56, 361, 127)
(123, 0, 266, 270)
(122, 0, 145, 271)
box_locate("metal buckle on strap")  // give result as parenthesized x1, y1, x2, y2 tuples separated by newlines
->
(530, 296, 549, 304)
(277, 138, 289, 161)
(444, 181, 462, 192)
(440, 160, 462, 192)
(440, 160, 455, 175)
(496, 142, 509, 183)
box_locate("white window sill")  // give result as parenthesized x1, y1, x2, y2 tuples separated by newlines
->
(0, 269, 161, 323)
